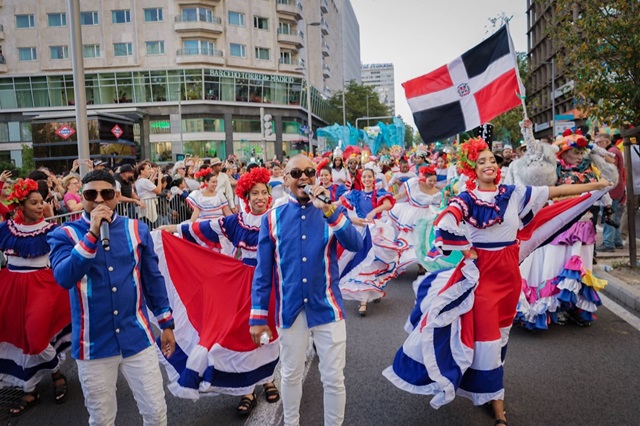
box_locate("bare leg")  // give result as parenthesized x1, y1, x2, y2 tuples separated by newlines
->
(491, 399, 507, 424)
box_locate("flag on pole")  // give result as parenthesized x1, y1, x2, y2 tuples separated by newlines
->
(403, 25, 524, 143)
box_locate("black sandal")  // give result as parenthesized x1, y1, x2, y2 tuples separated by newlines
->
(263, 384, 280, 403)
(236, 393, 257, 416)
(52, 372, 68, 404)
(495, 420, 508, 425)
(9, 391, 40, 416)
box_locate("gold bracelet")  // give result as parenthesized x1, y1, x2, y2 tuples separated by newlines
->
(323, 206, 336, 218)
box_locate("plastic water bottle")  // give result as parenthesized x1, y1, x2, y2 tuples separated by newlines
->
(603, 265, 613, 272)
(260, 332, 270, 346)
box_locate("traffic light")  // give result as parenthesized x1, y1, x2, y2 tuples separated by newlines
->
(263, 113, 273, 138)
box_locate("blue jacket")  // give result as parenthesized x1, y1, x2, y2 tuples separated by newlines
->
(250, 197, 363, 329)
(48, 212, 174, 360)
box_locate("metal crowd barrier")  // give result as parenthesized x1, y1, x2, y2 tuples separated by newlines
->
(45, 196, 193, 229)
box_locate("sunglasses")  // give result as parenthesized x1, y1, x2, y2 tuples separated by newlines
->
(83, 189, 116, 202)
(288, 168, 316, 179)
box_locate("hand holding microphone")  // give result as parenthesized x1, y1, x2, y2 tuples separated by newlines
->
(89, 204, 113, 249)
(303, 185, 332, 205)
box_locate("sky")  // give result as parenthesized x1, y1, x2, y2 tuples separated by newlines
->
(350, 0, 528, 130)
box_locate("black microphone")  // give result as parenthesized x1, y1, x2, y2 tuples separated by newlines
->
(99, 220, 110, 249)
(303, 185, 332, 205)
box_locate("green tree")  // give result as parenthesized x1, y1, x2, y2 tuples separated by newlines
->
(21, 144, 35, 174)
(547, 0, 640, 124)
(324, 81, 391, 127)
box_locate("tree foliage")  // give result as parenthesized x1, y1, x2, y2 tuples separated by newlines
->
(324, 81, 391, 127)
(21, 144, 35, 174)
(548, 0, 640, 125)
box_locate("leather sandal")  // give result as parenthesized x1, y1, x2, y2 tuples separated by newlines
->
(358, 304, 367, 317)
(9, 391, 40, 416)
(263, 384, 280, 403)
(495, 420, 508, 425)
(236, 393, 257, 416)
(52, 372, 68, 404)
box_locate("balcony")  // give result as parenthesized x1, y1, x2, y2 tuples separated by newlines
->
(322, 42, 330, 57)
(276, 0, 303, 21)
(277, 29, 303, 48)
(321, 20, 329, 35)
(278, 58, 304, 74)
(321, 0, 329, 13)
(322, 65, 331, 78)
(0, 25, 4, 40)
(0, 55, 6, 73)
(176, 47, 224, 65)
(174, 15, 223, 34)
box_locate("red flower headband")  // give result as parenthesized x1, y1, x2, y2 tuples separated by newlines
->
(235, 167, 272, 213)
(418, 165, 437, 182)
(316, 158, 330, 177)
(456, 138, 490, 191)
(194, 167, 213, 180)
(6, 178, 39, 208)
(557, 128, 592, 158)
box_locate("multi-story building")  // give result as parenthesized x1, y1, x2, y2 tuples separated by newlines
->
(526, 0, 582, 137)
(361, 63, 395, 115)
(0, 0, 360, 170)
(340, 0, 361, 85)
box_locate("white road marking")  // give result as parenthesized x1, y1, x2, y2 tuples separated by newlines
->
(601, 293, 640, 332)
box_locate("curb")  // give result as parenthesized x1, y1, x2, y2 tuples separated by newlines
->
(594, 265, 640, 316)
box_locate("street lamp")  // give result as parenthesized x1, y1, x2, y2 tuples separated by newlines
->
(303, 21, 321, 154)
(176, 88, 183, 161)
(342, 81, 347, 126)
(542, 58, 555, 135)
(365, 94, 375, 127)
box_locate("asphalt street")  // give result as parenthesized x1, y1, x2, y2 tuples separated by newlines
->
(4, 265, 640, 426)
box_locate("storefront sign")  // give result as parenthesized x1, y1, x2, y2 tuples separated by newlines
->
(55, 125, 75, 139)
(209, 69, 296, 83)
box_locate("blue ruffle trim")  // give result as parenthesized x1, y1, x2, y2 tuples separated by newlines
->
(451, 185, 516, 229)
(0, 221, 55, 258)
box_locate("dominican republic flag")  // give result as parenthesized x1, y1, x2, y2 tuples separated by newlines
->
(151, 231, 279, 400)
(403, 25, 524, 143)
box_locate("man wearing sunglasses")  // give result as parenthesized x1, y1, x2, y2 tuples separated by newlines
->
(249, 155, 363, 426)
(48, 170, 175, 426)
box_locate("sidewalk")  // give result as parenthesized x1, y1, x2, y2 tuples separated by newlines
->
(592, 222, 640, 316)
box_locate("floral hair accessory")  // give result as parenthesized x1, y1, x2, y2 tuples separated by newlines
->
(6, 178, 39, 208)
(418, 165, 437, 182)
(456, 138, 489, 191)
(342, 145, 361, 160)
(194, 167, 213, 180)
(235, 167, 271, 213)
(316, 158, 331, 177)
(557, 128, 593, 158)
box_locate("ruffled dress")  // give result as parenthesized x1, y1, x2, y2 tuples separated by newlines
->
(186, 190, 229, 222)
(338, 189, 409, 302)
(389, 178, 442, 273)
(151, 211, 279, 399)
(516, 160, 605, 330)
(323, 183, 348, 203)
(0, 220, 71, 392)
(384, 185, 550, 408)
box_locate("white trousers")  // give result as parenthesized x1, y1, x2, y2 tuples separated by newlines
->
(277, 310, 347, 426)
(76, 345, 167, 426)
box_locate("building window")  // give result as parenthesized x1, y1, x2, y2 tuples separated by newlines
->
(228, 11, 245, 27)
(16, 14, 35, 29)
(83, 44, 101, 58)
(144, 8, 163, 22)
(81, 11, 99, 25)
(280, 51, 292, 64)
(112, 10, 131, 24)
(230, 43, 247, 58)
(278, 22, 293, 35)
(50, 46, 69, 60)
(182, 7, 214, 23)
(114, 43, 133, 57)
(182, 40, 215, 56)
(146, 41, 165, 55)
(48, 13, 67, 27)
(255, 47, 270, 60)
(254, 16, 269, 30)
(18, 47, 37, 61)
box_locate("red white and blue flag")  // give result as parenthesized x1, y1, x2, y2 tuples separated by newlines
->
(403, 25, 524, 143)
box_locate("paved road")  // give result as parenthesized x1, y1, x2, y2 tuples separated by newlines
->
(4, 265, 640, 425)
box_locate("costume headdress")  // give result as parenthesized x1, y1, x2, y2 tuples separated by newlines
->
(557, 128, 592, 158)
(235, 167, 272, 213)
(194, 167, 213, 180)
(342, 145, 361, 161)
